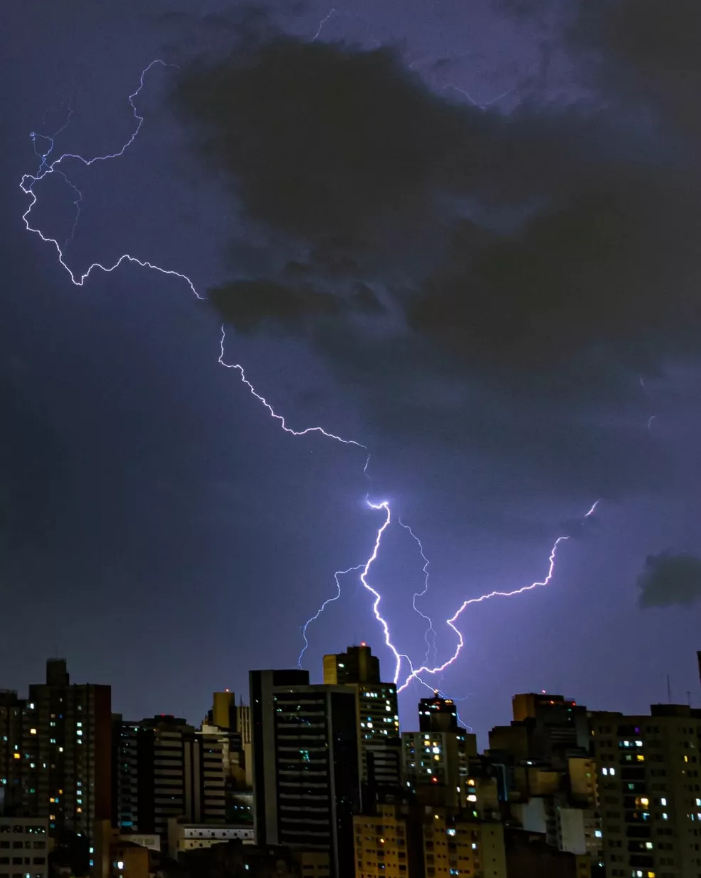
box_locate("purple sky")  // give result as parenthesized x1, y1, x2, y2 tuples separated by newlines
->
(2, 0, 701, 746)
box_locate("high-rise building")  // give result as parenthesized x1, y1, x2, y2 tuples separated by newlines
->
(402, 729, 477, 809)
(113, 714, 227, 849)
(249, 669, 360, 878)
(203, 692, 252, 791)
(419, 694, 459, 734)
(323, 645, 401, 792)
(403, 695, 478, 810)
(0, 690, 27, 815)
(0, 659, 111, 847)
(591, 703, 701, 878)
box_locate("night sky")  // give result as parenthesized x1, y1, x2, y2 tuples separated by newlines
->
(3, 0, 701, 746)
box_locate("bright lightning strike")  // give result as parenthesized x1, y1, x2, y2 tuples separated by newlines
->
(397, 498, 601, 693)
(22, 59, 600, 707)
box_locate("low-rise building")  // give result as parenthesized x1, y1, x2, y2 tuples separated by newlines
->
(167, 819, 254, 858)
(0, 818, 50, 878)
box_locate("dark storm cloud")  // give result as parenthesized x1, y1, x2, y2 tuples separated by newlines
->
(172, 12, 701, 499)
(410, 170, 701, 370)
(208, 279, 342, 332)
(637, 551, 701, 608)
(173, 24, 701, 369)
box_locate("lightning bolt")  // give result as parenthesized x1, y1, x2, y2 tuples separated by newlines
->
(21, 59, 600, 707)
(312, 8, 337, 41)
(397, 500, 600, 693)
(297, 564, 363, 668)
(218, 327, 368, 459)
(398, 518, 437, 665)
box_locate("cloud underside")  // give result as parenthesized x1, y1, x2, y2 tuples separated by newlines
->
(638, 551, 701, 607)
(171, 1, 701, 500)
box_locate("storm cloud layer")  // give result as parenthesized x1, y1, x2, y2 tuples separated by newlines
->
(638, 551, 701, 608)
(169, 0, 701, 507)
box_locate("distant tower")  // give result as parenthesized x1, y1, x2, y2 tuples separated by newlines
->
(323, 644, 400, 793)
(418, 692, 459, 733)
(323, 643, 380, 685)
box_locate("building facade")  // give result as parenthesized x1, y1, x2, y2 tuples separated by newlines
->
(592, 704, 701, 878)
(0, 660, 111, 848)
(0, 817, 49, 878)
(113, 715, 227, 849)
(250, 669, 360, 878)
(323, 646, 401, 792)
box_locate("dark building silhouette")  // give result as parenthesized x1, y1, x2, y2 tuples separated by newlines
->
(250, 669, 360, 878)
(0, 659, 111, 849)
(113, 714, 227, 849)
(322, 645, 401, 794)
(418, 693, 459, 734)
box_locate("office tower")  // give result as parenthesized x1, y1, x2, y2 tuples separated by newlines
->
(113, 715, 226, 848)
(419, 693, 459, 733)
(0, 659, 111, 847)
(323, 645, 401, 791)
(250, 669, 360, 878)
(591, 703, 701, 878)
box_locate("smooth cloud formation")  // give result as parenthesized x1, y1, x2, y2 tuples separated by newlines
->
(637, 551, 701, 608)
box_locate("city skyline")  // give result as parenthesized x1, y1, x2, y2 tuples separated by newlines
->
(3, 0, 701, 748)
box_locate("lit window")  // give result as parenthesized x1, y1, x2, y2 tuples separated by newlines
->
(447, 829, 456, 837)
(594, 830, 602, 838)
(661, 798, 667, 806)
(13, 754, 20, 760)
(467, 794, 477, 803)
(29, 729, 36, 736)
(662, 813, 668, 820)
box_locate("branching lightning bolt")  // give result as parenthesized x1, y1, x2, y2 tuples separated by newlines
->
(297, 564, 364, 668)
(397, 500, 600, 693)
(21, 59, 600, 710)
